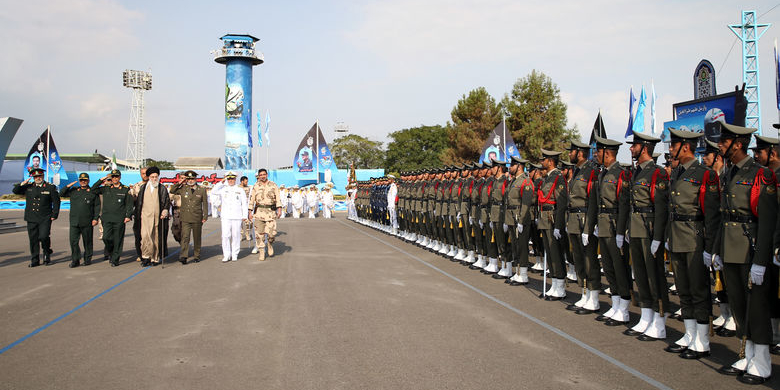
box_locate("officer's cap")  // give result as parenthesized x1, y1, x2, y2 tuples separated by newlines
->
(387, 174, 396, 179)
(566, 139, 592, 151)
(279, 184, 286, 188)
(651, 152, 662, 159)
(704, 139, 719, 154)
(511, 156, 528, 165)
(78, 172, 90, 180)
(184, 170, 197, 179)
(668, 128, 703, 144)
(718, 122, 756, 140)
(627, 132, 661, 145)
(30, 167, 45, 177)
(225, 171, 237, 179)
(475, 161, 484, 169)
(483, 159, 493, 168)
(559, 160, 574, 169)
(110, 169, 122, 177)
(540, 148, 562, 158)
(530, 163, 543, 170)
(491, 157, 508, 166)
(594, 135, 621, 150)
(750, 135, 779, 151)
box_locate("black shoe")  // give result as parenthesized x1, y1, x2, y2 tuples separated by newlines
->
(491, 274, 505, 279)
(529, 268, 543, 274)
(595, 314, 609, 322)
(604, 319, 628, 327)
(179, 258, 187, 265)
(737, 373, 769, 385)
(43, 256, 51, 265)
(565, 304, 580, 311)
(468, 265, 480, 270)
(679, 349, 710, 359)
(771, 344, 780, 355)
(717, 365, 745, 376)
(111, 262, 118, 267)
(637, 334, 662, 341)
(716, 328, 736, 338)
(29, 262, 40, 268)
(84, 259, 91, 266)
(194, 258, 200, 263)
(504, 278, 513, 284)
(664, 344, 687, 353)
(509, 281, 528, 286)
(544, 295, 564, 301)
(69, 262, 79, 268)
(575, 308, 597, 315)
(623, 328, 644, 336)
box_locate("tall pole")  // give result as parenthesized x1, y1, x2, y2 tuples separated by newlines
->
(502, 114, 506, 160)
(45, 126, 50, 182)
(316, 119, 320, 185)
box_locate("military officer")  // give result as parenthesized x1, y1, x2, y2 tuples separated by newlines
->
(564, 140, 601, 314)
(13, 167, 60, 267)
(170, 170, 208, 264)
(622, 132, 670, 338)
(486, 159, 509, 276)
(91, 170, 134, 266)
(537, 149, 568, 300)
(661, 129, 720, 356)
(714, 123, 776, 384)
(591, 136, 631, 324)
(60, 173, 100, 267)
(466, 163, 485, 266)
(506, 156, 535, 285)
(248, 168, 282, 261)
(240, 176, 254, 243)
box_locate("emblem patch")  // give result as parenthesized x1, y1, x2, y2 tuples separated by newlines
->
(657, 182, 666, 190)
(768, 186, 777, 194)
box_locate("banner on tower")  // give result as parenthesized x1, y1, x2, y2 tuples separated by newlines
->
(661, 88, 746, 150)
(478, 122, 521, 164)
(223, 61, 253, 170)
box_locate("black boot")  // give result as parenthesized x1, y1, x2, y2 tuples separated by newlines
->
(43, 253, 52, 265)
(29, 256, 40, 267)
(179, 258, 187, 265)
(69, 261, 79, 268)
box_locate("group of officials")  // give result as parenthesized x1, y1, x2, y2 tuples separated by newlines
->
(351, 122, 780, 385)
(13, 167, 284, 270)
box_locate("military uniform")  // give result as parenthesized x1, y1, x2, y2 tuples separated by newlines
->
(91, 170, 134, 266)
(249, 173, 282, 260)
(506, 157, 535, 285)
(537, 149, 568, 299)
(170, 171, 208, 263)
(714, 123, 776, 383)
(60, 173, 100, 267)
(13, 168, 60, 266)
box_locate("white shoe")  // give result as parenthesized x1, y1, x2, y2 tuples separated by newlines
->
(746, 344, 772, 378)
(251, 246, 259, 254)
(531, 262, 543, 271)
(517, 267, 529, 283)
(611, 298, 630, 322)
(231, 258, 238, 262)
(690, 323, 710, 353)
(499, 261, 513, 277)
(566, 264, 577, 282)
(573, 288, 588, 308)
(641, 312, 667, 339)
(222, 257, 230, 263)
(630, 308, 654, 334)
(602, 296, 618, 319)
(464, 251, 475, 263)
(454, 249, 466, 261)
(473, 255, 487, 269)
(581, 290, 600, 311)
(484, 258, 499, 273)
(674, 319, 697, 348)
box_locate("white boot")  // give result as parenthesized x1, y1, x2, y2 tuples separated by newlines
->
(465, 251, 475, 263)
(674, 319, 697, 348)
(484, 258, 499, 273)
(573, 288, 588, 308)
(603, 287, 611, 296)
(745, 344, 772, 379)
(556, 279, 567, 298)
(731, 340, 754, 371)
(531, 261, 543, 271)
(473, 255, 487, 268)
(690, 323, 710, 353)
(499, 261, 513, 277)
(545, 279, 558, 296)
(566, 264, 577, 282)
(454, 249, 466, 261)
(438, 243, 449, 254)
(611, 298, 630, 322)
(630, 308, 654, 334)
(251, 246, 259, 254)
(517, 267, 529, 283)
(713, 303, 729, 327)
(601, 296, 619, 319)
(581, 290, 600, 311)
(641, 312, 667, 340)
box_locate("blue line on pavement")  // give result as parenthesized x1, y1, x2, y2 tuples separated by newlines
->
(339, 220, 672, 390)
(0, 229, 218, 356)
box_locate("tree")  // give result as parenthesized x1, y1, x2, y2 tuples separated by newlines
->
(144, 159, 175, 169)
(441, 87, 502, 164)
(385, 125, 448, 173)
(330, 134, 385, 169)
(502, 70, 577, 161)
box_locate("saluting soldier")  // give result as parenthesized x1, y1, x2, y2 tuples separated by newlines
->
(563, 140, 601, 314)
(622, 132, 670, 339)
(537, 149, 568, 300)
(591, 136, 631, 324)
(715, 123, 776, 384)
(662, 129, 720, 356)
(91, 170, 134, 267)
(170, 170, 208, 264)
(60, 173, 100, 267)
(13, 167, 60, 267)
(248, 168, 282, 261)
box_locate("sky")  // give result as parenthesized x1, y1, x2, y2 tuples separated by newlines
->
(2, 0, 780, 168)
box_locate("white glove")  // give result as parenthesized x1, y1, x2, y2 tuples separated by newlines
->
(517, 224, 524, 234)
(553, 229, 561, 240)
(616, 234, 624, 249)
(478, 220, 484, 229)
(565, 225, 569, 234)
(703, 251, 712, 268)
(534, 218, 539, 226)
(650, 240, 661, 255)
(774, 254, 780, 267)
(489, 221, 494, 229)
(469, 216, 474, 225)
(502, 223, 509, 233)
(713, 255, 723, 271)
(750, 264, 765, 286)
(433, 210, 437, 216)
(625, 235, 630, 243)
(593, 225, 599, 238)
(665, 241, 670, 251)
(581, 233, 589, 246)
(456, 212, 461, 220)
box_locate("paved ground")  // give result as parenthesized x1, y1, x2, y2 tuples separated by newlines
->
(0, 209, 777, 390)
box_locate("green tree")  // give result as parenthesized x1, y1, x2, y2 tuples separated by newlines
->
(502, 70, 577, 161)
(441, 87, 502, 164)
(144, 159, 175, 169)
(330, 134, 385, 169)
(385, 125, 448, 172)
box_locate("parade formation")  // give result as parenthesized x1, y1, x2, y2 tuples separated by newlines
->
(349, 122, 780, 385)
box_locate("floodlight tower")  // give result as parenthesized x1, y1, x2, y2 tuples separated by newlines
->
(213, 34, 264, 170)
(728, 10, 771, 133)
(122, 69, 152, 170)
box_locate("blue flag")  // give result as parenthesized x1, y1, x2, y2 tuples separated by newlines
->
(651, 82, 657, 136)
(624, 87, 637, 138)
(631, 86, 647, 134)
(264, 111, 271, 147)
(256, 112, 263, 147)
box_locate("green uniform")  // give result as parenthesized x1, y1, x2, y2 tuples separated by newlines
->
(170, 182, 208, 261)
(489, 175, 507, 259)
(13, 181, 60, 265)
(470, 177, 484, 254)
(479, 176, 497, 258)
(592, 161, 631, 299)
(506, 172, 536, 268)
(537, 168, 567, 279)
(60, 185, 100, 265)
(92, 181, 134, 266)
(566, 160, 600, 289)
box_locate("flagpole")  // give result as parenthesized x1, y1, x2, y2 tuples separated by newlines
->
(45, 126, 50, 182)
(316, 119, 320, 185)
(502, 114, 506, 160)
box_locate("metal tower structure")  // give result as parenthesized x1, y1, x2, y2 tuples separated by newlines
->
(728, 10, 770, 133)
(123, 69, 152, 170)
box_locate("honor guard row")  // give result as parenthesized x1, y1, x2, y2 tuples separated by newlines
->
(13, 169, 284, 269)
(349, 121, 779, 385)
